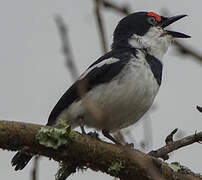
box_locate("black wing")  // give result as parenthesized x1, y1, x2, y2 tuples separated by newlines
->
(47, 48, 135, 125)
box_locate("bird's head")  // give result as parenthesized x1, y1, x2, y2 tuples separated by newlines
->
(112, 11, 190, 59)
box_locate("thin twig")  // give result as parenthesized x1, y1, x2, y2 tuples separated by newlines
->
(94, 0, 108, 53)
(148, 131, 202, 160)
(173, 40, 202, 63)
(31, 156, 40, 180)
(165, 128, 178, 144)
(197, 106, 202, 113)
(55, 16, 79, 80)
(141, 114, 154, 151)
(101, 0, 130, 15)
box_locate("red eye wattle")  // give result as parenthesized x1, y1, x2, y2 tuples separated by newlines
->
(148, 12, 161, 22)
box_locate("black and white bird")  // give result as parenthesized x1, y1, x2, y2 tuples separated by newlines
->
(12, 11, 190, 170)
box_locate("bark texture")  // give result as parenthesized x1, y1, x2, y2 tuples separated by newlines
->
(0, 120, 201, 180)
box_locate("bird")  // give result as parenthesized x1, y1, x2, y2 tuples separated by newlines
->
(11, 11, 190, 171)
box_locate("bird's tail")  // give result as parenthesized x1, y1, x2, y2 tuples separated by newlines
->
(11, 152, 32, 170)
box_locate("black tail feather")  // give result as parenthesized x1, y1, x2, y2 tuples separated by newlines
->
(11, 152, 32, 171)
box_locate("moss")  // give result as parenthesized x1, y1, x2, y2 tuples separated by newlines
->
(56, 119, 69, 129)
(69, 131, 79, 140)
(35, 122, 78, 149)
(108, 162, 124, 176)
(169, 162, 202, 178)
(55, 162, 76, 180)
(168, 162, 181, 172)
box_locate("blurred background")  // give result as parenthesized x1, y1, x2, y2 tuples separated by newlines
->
(0, 0, 202, 179)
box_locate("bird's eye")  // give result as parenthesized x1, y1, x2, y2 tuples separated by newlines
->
(148, 17, 158, 25)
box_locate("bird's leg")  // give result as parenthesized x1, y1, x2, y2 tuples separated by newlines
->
(102, 129, 121, 145)
(87, 131, 100, 140)
(78, 117, 86, 134)
(80, 125, 86, 134)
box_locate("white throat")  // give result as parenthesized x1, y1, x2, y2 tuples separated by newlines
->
(128, 27, 173, 60)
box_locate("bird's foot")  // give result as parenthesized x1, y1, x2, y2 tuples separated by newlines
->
(124, 142, 134, 148)
(87, 131, 100, 140)
(102, 129, 121, 145)
(78, 117, 86, 134)
(80, 124, 86, 134)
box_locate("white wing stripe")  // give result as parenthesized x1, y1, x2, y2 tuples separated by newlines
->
(79, 57, 120, 79)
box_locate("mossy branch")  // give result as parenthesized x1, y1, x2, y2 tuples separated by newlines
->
(0, 120, 201, 180)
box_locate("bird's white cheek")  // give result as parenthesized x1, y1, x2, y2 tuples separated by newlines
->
(162, 36, 172, 50)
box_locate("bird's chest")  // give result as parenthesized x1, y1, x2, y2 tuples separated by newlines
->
(88, 58, 160, 131)
(120, 58, 160, 108)
(113, 58, 159, 112)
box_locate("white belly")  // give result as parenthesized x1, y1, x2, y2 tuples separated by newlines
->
(57, 55, 160, 132)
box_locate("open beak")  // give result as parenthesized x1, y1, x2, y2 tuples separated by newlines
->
(161, 15, 190, 38)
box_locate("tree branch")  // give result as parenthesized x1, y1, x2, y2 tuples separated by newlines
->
(101, 0, 130, 15)
(148, 129, 202, 160)
(55, 16, 79, 80)
(31, 156, 40, 180)
(94, 0, 108, 53)
(197, 105, 202, 113)
(0, 120, 202, 180)
(172, 36, 202, 64)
